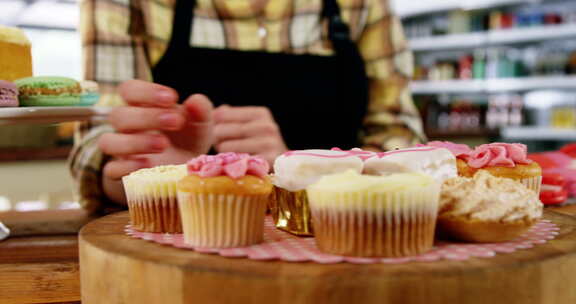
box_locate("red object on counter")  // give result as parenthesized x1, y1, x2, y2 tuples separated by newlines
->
(560, 144, 576, 158)
(540, 173, 568, 205)
(541, 189, 568, 205)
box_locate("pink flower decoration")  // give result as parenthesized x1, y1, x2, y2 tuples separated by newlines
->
(187, 152, 270, 178)
(467, 143, 532, 169)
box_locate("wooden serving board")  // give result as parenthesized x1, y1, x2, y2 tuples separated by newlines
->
(79, 211, 576, 304)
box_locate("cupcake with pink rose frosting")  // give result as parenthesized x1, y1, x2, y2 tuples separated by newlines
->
(177, 152, 273, 248)
(455, 143, 541, 193)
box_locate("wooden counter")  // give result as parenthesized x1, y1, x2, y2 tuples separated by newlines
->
(79, 210, 576, 304)
(3, 205, 576, 304)
(0, 209, 93, 304)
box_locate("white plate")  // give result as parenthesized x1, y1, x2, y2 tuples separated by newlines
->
(0, 106, 111, 125)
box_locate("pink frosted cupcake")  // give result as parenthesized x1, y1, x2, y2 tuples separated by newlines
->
(177, 153, 273, 248)
(458, 143, 542, 194)
(420, 141, 541, 194)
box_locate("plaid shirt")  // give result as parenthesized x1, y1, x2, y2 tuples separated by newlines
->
(71, 0, 425, 212)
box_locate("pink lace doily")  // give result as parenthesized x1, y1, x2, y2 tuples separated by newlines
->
(125, 217, 560, 264)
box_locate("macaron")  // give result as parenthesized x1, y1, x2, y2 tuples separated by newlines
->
(15, 76, 81, 106)
(540, 173, 568, 205)
(79, 80, 100, 106)
(0, 80, 18, 107)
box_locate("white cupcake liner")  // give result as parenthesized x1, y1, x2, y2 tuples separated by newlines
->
(308, 183, 440, 257)
(519, 176, 542, 195)
(177, 192, 268, 248)
(127, 196, 182, 233)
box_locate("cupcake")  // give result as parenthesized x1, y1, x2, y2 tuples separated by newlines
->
(271, 149, 364, 236)
(307, 170, 440, 257)
(177, 153, 272, 248)
(122, 164, 187, 233)
(363, 146, 457, 182)
(438, 171, 543, 243)
(460, 143, 542, 194)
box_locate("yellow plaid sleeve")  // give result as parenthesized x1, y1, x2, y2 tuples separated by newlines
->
(81, 0, 154, 106)
(358, 0, 426, 151)
(71, 0, 154, 213)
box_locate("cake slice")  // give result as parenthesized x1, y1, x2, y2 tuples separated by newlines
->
(0, 25, 33, 81)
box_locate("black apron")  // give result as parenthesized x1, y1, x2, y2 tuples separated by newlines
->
(152, 0, 369, 150)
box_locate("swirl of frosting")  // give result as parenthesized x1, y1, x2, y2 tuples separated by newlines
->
(467, 143, 532, 169)
(187, 152, 270, 179)
(416, 141, 472, 159)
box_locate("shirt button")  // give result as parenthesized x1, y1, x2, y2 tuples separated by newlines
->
(258, 26, 267, 38)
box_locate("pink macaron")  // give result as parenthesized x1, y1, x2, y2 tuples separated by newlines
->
(0, 80, 19, 107)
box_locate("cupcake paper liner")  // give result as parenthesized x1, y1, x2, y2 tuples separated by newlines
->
(128, 196, 182, 233)
(269, 187, 314, 236)
(519, 176, 542, 194)
(177, 192, 268, 248)
(122, 165, 187, 233)
(309, 185, 440, 257)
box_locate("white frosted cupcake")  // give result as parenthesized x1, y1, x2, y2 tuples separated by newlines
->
(122, 164, 187, 233)
(177, 153, 272, 248)
(271, 149, 365, 236)
(307, 170, 440, 257)
(363, 146, 457, 182)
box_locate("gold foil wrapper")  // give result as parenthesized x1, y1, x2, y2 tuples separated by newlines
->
(269, 187, 314, 236)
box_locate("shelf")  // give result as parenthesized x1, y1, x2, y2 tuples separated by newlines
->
(426, 128, 499, 138)
(409, 24, 576, 51)
(394, 0, 535, 19)
(501, 127, 576, 140)
(411, 76, 576, 94)
(0, 106, 110, 125)
(0, 146, 72, 162)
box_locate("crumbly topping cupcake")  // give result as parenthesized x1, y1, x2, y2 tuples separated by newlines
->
(438, 171, 543, 243)
(122, 164, 188, 233)
(307, 170, 440, 257)
(177, 153, 272, 248)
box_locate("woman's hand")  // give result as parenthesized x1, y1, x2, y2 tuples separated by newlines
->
(98, 80, 214, 204)
(213, 105, 288, 165)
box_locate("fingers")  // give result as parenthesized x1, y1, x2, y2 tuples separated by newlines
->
(108, 106, 186, 132)
(183, 94, 214, 125)
(103, 158, 151, 181)
(214, 121, 279, 142)
(213, 105, 272, 123)
(118, 80, 178, 108)
(98, 133, 169, 156)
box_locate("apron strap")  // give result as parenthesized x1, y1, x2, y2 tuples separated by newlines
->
(322, 0, 352, 44)
(169, 0, 196, 50)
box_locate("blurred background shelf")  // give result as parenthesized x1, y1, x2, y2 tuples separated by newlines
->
(402, 0, 576, 149)
(393, 0, 537, 19)
(501, 126, 576, 140)
(412, 76, 576, 94)
(426, 128, 500, 139)
(0, 146, 72, 162)
(410, 24, 576, 51)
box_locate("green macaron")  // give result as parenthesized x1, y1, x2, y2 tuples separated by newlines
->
(15, 76, 81, 106)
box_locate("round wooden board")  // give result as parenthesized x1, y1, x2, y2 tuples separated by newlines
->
(80, 211, 576, 304)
